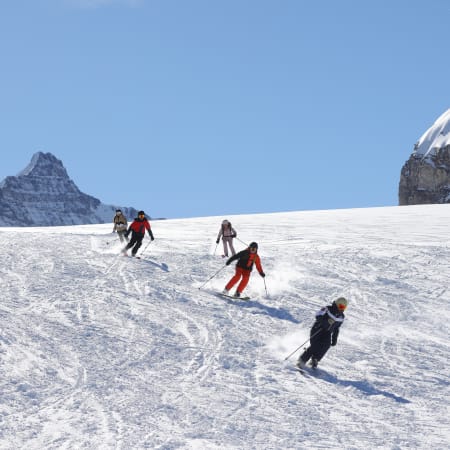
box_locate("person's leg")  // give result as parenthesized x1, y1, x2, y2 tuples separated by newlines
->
(298, 346, 313, 367)
(225, 267, 243, 291)
(222, 238, 228, 256)
(310, 335, 330, 367)
(229, 239, 236, 255)
(132, 236, 144, 256)
(313, 340, 331, 362)
(236, 270, 250, 294)
(124, 234, 136, 251)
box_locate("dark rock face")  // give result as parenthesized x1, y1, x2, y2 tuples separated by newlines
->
(399, 110, 450, 206)
(0, 152, 137, 226)
(399, 146, 450, 205)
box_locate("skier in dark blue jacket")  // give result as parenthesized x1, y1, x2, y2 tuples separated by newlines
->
(297, 297, 347, 369)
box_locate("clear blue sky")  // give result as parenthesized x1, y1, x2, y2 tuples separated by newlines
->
(1, 0, 449, 219)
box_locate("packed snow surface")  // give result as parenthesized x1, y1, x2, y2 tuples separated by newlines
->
(1, 205, 449, 449)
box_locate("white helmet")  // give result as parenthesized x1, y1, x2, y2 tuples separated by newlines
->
(334, 297, 348, 311)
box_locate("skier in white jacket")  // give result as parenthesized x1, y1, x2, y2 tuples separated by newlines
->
(216, 219, 237, 257)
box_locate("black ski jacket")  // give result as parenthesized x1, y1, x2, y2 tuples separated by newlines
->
(311, 303, 345, 345)
(226, 249, 263, 273)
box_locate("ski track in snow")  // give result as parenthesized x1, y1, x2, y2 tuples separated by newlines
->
(0, 206, 450, 449)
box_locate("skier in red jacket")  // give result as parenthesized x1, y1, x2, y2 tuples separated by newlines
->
(122, 211, 154, 257)
(222, 242, 265, 298)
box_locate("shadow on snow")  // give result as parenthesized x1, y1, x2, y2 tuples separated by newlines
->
(218, 295, 300, 324)
(140, 258, 169, 272)
(316, 369, 411, 404)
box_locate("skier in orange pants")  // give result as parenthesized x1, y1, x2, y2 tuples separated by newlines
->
(223, 242, 265, 298)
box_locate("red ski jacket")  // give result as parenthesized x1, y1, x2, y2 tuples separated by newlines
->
(127, 218, 154, 239)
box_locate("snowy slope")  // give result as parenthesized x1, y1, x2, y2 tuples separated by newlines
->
(1, 206, 449, 449)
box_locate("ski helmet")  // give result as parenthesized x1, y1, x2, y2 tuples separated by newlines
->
(334, 297, 348, 311)
(249, 242, 258, 249)
(138, 210, 145, 216)
(115, 209, 122, 214)
(222, 219, 229, 225)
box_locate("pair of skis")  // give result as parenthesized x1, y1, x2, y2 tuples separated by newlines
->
(294, 363, 320, 377)
(217, 292, 251, 301)
(122, 253, 142, 259)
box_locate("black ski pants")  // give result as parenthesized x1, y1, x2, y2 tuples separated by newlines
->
(125, 232, 144, 255)
(300, 327, 332, 363)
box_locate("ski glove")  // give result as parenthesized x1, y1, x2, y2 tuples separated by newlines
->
(216, 239, 220, 244)
(225, 260, 231, 266)
(260, 272, 265, 278)
(331, 339, 337, 346)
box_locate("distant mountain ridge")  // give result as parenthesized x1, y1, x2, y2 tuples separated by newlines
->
(399, 109, 450, 205)
(0, 152, 138, 227)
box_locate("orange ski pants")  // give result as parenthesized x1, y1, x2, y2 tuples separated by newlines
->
(225, 267, 251, 294)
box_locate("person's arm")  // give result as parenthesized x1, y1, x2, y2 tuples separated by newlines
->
(146, 220, 154, 240)
(226, 251, 242, 265)
(255, 255, 265, 277)
(331, 327, 340, 346)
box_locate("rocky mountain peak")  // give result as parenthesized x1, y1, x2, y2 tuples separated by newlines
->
(18, 152, 69, 178)
(0, 152, 137, 227)
(399, 109, 450, 205)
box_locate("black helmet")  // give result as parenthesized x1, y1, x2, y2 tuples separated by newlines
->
(115, 209, 122, 213)
(249, 242, 258, 249)
(138, 210, 145, 216)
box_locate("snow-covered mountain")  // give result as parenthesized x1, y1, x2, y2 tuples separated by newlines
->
(1, 206, 449, 449)
(399, 109, 450, 205)
(0, 152, 137, 226)
(413, 109, 450, 159)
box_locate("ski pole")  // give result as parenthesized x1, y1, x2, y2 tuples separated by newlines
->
(263, 277, 269, 297)
(106, 233, 117, 246)
(283, 328, 322, 361)
(198, 265, 227, 290)
(236, 237, 248, 246)
(213, 241, 219, 255)
(140, 239, 152, 256)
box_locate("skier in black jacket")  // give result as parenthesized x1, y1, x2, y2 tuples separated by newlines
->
(222, 242, 265, 298)
(297, 297, 347, 369)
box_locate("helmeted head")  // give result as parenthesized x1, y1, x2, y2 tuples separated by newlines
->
(138, 210, 145, 218)
(249, 242, 258, 252)
(222, 219, 229, 225)
(115, 209, 122, 215)
(334, 297, 348, 312)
